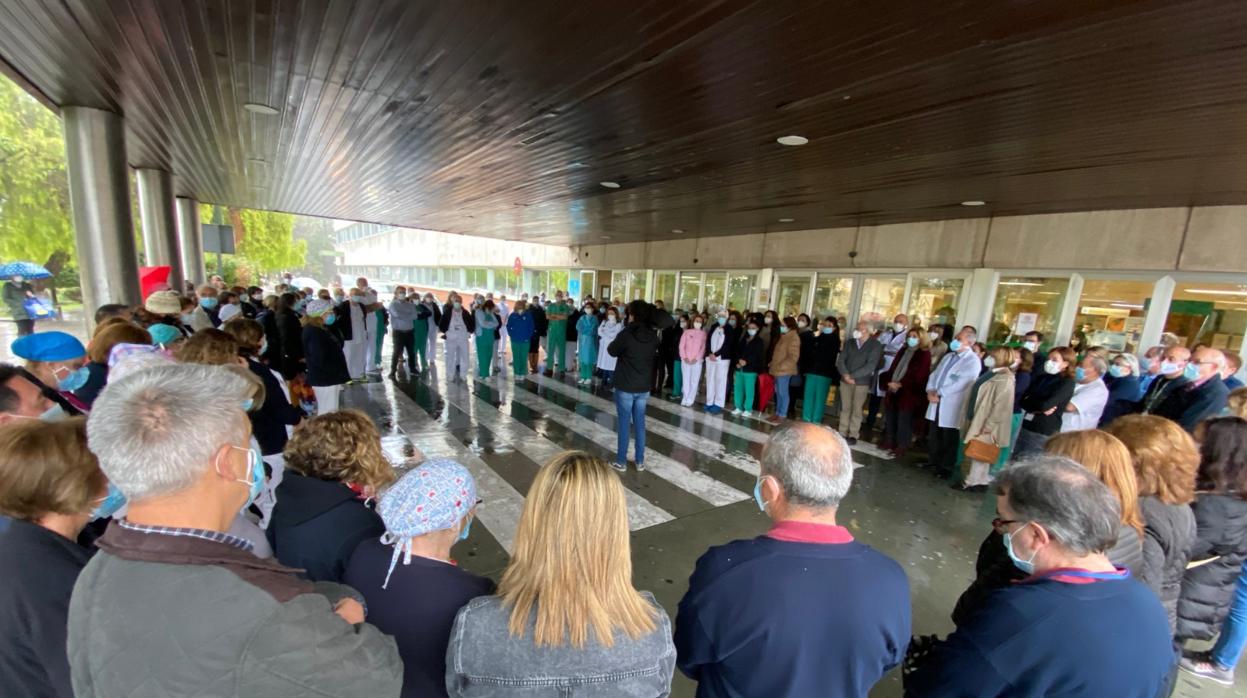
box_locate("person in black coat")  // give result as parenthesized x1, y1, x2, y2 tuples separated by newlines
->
(0, 418, 113, 698)
(732, 319, 766, 416)
(528, 302, 548, 373)
(222, 319, 304, 458)
(300, 301, 350, 414)
(607, 301, 660, 471)
(275, 293, 305, 380)
(1014, 347, 1077, 457)
(1177, 417, 1247, 642)
(1154, 348, 1232, 432)
(656, 313, 683, 394)
(267, 409, 396, 583)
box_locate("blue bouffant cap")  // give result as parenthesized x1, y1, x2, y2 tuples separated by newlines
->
(377, 459, 477, 589)
(147, 323, 182, 347)
(11, 331, 86, 362)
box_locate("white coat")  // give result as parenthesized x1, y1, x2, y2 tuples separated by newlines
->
(597, 320, 623, 371)
(924, 349, 983, 429)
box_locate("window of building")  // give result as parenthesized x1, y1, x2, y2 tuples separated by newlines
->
(907, 277, 963, 330)
(774, 274, 811, 318)
(610, 271, 628, 302)
(1072, 279, 1153, 353)
(464, 268, 488, 290)
(726, 273, 755, 312)
(1166, 282, 1247, 352)
(812, 274, 854, 325)
(653, 271, 676, 308)
(627, 270, 648, 301)
(858, 277, 906, 325)
(988, 277, 1068, 345)
(677, 272, 702, 311)
(494, 268, 521, 295)
(703, 272, 727, 314)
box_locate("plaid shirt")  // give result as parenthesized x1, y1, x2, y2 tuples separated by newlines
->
(117, 519, 254, 553)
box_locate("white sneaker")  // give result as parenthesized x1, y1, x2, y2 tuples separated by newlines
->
(741, 410, 752, 418)
(731, 408, 742, 416)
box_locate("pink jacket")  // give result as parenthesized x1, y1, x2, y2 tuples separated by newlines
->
(679, 328, 707, 362)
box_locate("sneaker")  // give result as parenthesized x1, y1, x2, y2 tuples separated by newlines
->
(731, 408, 742, 416)
(1180, 656, 1235, 686)
(741, 411, 752, 418)
(611, 462, 627, 473)
(636, 462, 647, 472)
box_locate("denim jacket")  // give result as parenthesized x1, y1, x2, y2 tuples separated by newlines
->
(446, 593, 675, 697)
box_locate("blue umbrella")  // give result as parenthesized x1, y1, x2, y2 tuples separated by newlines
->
(0, 261, 52, 280)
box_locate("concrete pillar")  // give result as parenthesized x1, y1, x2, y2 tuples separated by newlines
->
(960, 268, 1001, 336)
(136, 168, 182, 291)
(1139, 275, 1176, 352)
(176, 197, 204, 288)
(61, 106, 141, 318)
(1053, 274, 1085, 346)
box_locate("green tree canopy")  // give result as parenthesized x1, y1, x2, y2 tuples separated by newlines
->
(0, 78, 73, 272)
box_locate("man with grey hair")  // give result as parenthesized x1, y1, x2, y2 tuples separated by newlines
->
(924, 324, 982, 477)
(68, 364, 401, 696)
(906, 456, 1174, 696)
(1060, 352, 1109, 432)
(1154, 345, 1231, 431)
(675, 422, 910, 697)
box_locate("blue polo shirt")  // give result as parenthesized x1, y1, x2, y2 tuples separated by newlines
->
(675, 521, 910, 698)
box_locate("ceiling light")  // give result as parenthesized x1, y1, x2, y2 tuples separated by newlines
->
(960, 200, 987, 207)
(999, 281, 1044, 287)
(776, 135, 808, 146)
(243, 102, 280, 115)
(599, 181, 620, 189)
(671, 229, 684, 234)
(1183, 288, 1247, 297)
(1111, 303, 1144, 309)
(599, 235, 613, 240)
(778, 218, 795, 223)
(1037, 291, 1061, 296)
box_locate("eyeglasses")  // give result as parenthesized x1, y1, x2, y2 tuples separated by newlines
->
(991, 517, 1019, 532)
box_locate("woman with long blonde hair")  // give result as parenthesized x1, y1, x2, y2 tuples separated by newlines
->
(1044, 430, 1144, 573)
(446, 451, 675, 696)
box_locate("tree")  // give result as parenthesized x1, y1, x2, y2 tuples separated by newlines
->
(196, 204, 307, 283)
(0, 78, 74, 274)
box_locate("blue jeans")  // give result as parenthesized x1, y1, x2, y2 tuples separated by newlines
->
(775, 375, 792, 416)
(614, 389, 648, 466)
(1212, 561, 1247, 669)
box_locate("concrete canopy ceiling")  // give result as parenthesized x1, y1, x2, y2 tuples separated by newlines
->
(2, 0, 1246, 245)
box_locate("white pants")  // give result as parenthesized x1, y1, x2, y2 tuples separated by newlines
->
(313, 384, 342, 414)
(964, 459, 994, 487)
(426, 319, 439, 364)
(682, 360, 703, 406)
(494, 333, 506, 371)
(704, 358, 729, 408)
(343, 339, 366, 379)
(445, 337, 470, 379)
(364, 314, 378, 373)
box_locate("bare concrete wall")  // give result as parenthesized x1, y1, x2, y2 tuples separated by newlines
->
(1181, 206, 1247, 272)
(982, 208, 1188, 270)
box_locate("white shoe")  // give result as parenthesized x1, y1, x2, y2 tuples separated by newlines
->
(731, 408, 742, 416)
(741, 410, 752, 418)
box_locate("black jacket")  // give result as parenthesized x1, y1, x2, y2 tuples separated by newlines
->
(0, 519, 93, 698)
(1138, 495, 1197, 634)
(796, 328, 815, 374)
(1177, 492, 1247, 640)
(736, 333, 765, 373)
(806, 330, 841, 382)
(276, 308, 305, 378)
(566, 310, 581, 342)
(239, 300, 258, 319)
(437, 307, 476, 334)
(1098, 374, 1142, 427)
(659, 324, 682, 361)
(259, 310, 283, 366)
(331, 300, 354, 342)
(1154, 375, 1231, 432)
(266, 472, 386, 583)
(246, 359, 303, 456)
(1139, 374, 1188, 414)
(73, 362, 109, 408)
(531, 305, 548, 337)
(607, 323, 659, 393)
(301, 325, 350, 387)
(952, 525, 1144, 629)
(705, 324, 737, 361)
(1019, 373, 1075, 436)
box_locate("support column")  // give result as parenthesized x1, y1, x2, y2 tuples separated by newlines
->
(1139, 275, 1176, 352)
(176, 197, 204, 288)
(136, 168, 182, 292)
(959, 268, 1001, 337)
(61, 106, 141, 319)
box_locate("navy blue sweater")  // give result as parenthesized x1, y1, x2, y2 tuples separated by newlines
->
(906, 575, 1174, 697)
(675, 533, 910, 698)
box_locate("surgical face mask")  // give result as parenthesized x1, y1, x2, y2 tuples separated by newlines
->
(607, 315, 617, 324)
(797, 320, 808, 329)
(225, 444, 265, 512)
(251, 293, 263, 302)
(12, 275, 23, 283)
(200, 297, 218, 310)
(324, 313, 337, 326)
(821, 326, 834, 335)
(1160, 360, 1181, 375)
(763, 316, 773, 325)
(747, 328, 758, 337)
(334, 294, 345, 303)
(717, 316, 727, 326)
(181, 313, 194, 325)
(948, 339, 962, 352)
(38, 403, 67, 422)
(906, 337, 919, 348)
(1043, 359, 1061, 375)
(984, 356, 997, 369)
(679, 320, 687, 329)
(1183, 362, 1200, 381)
(453, 301, 462, 310)
(694, 321, 703, 329)
(779, 326, 789, 334)
(1075, 366, 1087, 381)
(1023, 341, 1039, 352)
(458, 516, 474, 542)
(728, 318, 738, 327)
(1109, 365, 1128, 378)
(851, 330, 863, 340)
(91, 482, 127, 521)
(928, 331, 940, 341)
(1003, 523, 1038, 575)
(54, 365, 89, 392)
(893, 322, 905, 332)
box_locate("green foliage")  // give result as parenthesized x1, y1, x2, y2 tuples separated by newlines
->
(237, 209, 305, 272)
(0, 78, 73, 269)
(291, 215, 336, 279)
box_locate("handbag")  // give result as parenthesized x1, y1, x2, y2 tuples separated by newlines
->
(23, 297, 55, 320)
(964, 435, 1001, 463)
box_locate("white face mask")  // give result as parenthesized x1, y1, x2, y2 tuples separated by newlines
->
(984, 356, 997, 369)
(797, 320, 808, 329)
(1023, 341, 1039, 352)
(679, 320, 687, 328)
(893, 322, 905, 332)
(1044, 359, 1062, 375)
(928, 331, 940, 341)
(763, 316, 773, 325)
(694, 321, 703, 329)
(851, 330, 863, 340)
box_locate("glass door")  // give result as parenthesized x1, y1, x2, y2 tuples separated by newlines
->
(858, 276, 906, 324)
(813, 274, 854, 325)
(677, 272, 703, 312)
(775, 274, 813, 318)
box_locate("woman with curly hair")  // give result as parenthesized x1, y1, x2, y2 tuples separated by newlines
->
(266, 409, 397, 582)
(1105, 414, 1200, 634)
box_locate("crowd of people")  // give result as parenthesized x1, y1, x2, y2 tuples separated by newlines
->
(2, 273, 1247, 696)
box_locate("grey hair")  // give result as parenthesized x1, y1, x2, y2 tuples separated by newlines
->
(760, 422, 854, 508)
(995, 455, 1120, 556)
(87, 363, 251, 502)
(1085, 354, 1108, 378)
(1113, 353, 1140, 376)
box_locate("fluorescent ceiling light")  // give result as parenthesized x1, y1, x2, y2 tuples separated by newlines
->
(960, 200, 987, 207)
(243, 102, 279, 115)
(776, 135, 809, 146)
(778, 218, 795, 223)
(599, 181, 620, 189)
(1183, 288, 1247, 297)
(1037, 291, 1061, 296)
(1111, 303, 1144, 309)
(599, 235, 613, 240)
(671, 228, 684, 234)
(999, 281, 1044, 287)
